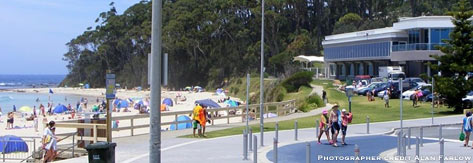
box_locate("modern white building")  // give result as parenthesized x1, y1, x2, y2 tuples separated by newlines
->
(323, 16, 454, 80)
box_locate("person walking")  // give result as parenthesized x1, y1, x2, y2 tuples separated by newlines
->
(191, 104, 203, 137)
(462, 112, 472, 147)
(322, 90, 327, 104)
(42, 121, 57, 162)
(317, 110, 331, 144)
(329, 104, 341, 147)
(340, 109, 353, 145)
(384, 88, 390, 108)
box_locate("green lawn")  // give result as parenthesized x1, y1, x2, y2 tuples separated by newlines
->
(182, 80, 458, 139)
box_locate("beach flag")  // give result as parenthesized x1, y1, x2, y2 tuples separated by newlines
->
(49, 89, 54, 94)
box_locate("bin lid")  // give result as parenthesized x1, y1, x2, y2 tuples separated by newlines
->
(85, 142, 117, 150)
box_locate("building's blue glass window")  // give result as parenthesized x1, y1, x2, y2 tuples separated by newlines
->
(323, 42, 391, 60)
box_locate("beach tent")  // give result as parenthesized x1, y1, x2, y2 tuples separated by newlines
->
(18, 106, 33, 113)
(0, 135, 28, 153)
(170, 115, 192, 130)
(53, 105, 68, 114)
(162, 98, 173, 107)
(117, 100, 129, 108)
(224, 100, 239, 107)
(195, 99, 220, 108)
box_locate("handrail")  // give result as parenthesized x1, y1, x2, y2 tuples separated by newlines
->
(20, 131, 80, 162)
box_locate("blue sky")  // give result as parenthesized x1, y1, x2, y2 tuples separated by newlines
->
(0, 0, 142, 75)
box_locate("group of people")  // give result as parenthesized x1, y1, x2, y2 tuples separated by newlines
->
(191, 104, 211, 137)
(317, 104, 353, 147)
(411, 89, 424, 107)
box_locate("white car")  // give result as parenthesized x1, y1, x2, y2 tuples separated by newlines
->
(462, 91, 473, 101)
(402, 84, 431, 100)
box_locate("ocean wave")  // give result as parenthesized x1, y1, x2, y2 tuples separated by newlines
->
(0, 82, 20, 86)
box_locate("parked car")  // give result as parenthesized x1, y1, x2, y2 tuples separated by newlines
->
(462, 91, 473, 108)
(357, 82, 383, 95)
(377, 81, 418, 99)
(402, 84, 431, 100)
(405, 77, 427, 86)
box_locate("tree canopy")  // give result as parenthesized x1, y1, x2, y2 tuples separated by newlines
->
(432, 0, 473, 113)
(61, 0, 468, 89)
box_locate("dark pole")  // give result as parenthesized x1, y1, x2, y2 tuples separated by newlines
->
(150, 0, 162, 162)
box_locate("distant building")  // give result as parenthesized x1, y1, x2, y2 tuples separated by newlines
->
(323, 16, 454, 80)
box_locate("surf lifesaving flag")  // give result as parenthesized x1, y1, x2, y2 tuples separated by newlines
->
(49, 88, 54, 94)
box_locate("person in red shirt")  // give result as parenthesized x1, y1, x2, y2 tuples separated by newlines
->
(340, 109, 353, 145)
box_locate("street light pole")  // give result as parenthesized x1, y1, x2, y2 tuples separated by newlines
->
(150, 0, 162, 162)
(431, 77, 434, 125)
(400, 79, 403, 133)
(259, 0, 265, 147)
(246, 73, 250, 132)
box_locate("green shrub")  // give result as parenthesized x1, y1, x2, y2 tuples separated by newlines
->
(306, 94, 325, 108)
(281, 71, 314, 92)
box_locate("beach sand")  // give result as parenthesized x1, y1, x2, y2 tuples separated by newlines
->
(0, 87, 241, 139)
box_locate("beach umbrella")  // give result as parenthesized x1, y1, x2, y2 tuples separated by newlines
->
(184, 86, 192, 91)
(18, 106, 33, 113)
(117, 100, 129, 108)
(0, 135, 29, 153)
(162, 98, 173, 107)
(195, 99, 221, 108)
(53, 105, 68, 114)
(170, 115, 192, 130)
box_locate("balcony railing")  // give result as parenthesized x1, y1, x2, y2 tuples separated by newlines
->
(392, 43, 446, 52)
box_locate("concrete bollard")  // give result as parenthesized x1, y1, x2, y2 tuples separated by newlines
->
(253, 135, 257, 163)
(439, 124, 443, 141)
(408, 127, 411, 149)
(316, 120, 319, 138)
(354, 144, 360, 163)
(273, 137, 278, 163)
(249, 128, 253, 151)
(306, 142, 311, 163)
(397, 131, 401, 156)
(366, 116, 370, 134)
(243, 130, 248, 160)
(440, 138, 444, 163)
(275, 122, 279, 142)
(403, 133, 407, 157)
(295, 120, 298, 141)
(415, 137, 420, 163)
(420, 126, 424, 147)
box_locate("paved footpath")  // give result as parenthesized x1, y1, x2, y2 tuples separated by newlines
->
(59, 113, 466, 163)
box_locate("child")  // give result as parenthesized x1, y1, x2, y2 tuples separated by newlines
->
(341, 109, 353, 145)
(317, 110, 331, 144)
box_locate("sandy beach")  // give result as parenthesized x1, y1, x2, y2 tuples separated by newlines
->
(0, 87, 241, 139)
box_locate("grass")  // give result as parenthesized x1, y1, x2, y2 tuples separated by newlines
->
(181, 79, 459, 139)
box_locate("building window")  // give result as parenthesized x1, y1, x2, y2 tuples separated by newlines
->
(330, 64, 336, 76)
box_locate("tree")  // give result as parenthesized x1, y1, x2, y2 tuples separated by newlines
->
(432, 0, 473, 113)
(332, 13, 362, 34)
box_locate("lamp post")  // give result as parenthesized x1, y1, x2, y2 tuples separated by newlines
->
(345, 86, 354, 113)
(259, 0, 265, 147)
(150, 0, 162, 162)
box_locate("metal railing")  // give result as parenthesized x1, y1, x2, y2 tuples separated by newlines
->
(52, 100, 296, 138)
(19, 132, 81, 162)
(2, 136, 40, 162)
(392, 43, 446, 51)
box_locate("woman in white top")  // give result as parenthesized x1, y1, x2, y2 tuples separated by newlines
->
(43, 121, 57, 162)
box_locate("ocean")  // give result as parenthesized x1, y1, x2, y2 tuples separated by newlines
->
(0, 74, 83, 113)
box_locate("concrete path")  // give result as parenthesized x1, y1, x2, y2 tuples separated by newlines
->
(309, 84, 323, 96)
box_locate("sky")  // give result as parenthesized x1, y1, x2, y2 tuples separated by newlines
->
(0, 0, 142, 75)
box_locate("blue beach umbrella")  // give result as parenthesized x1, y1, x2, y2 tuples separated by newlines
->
(53, 105, 68, 114)
(195, 99, 220, 108)
(0, 135, 28, 153)
(170, 115, 192, 130)
(162, 98, 173, 107)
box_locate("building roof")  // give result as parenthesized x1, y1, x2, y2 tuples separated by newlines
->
(293, 55, 324, 63)
(322, 27, 406, 45)
(322, 16, 455, 46)
(393, 16, 454, 30)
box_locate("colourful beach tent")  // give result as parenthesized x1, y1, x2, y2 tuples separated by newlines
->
(53, 105, 68, 114)
(170, 115, 192, 130)
(0, 135, 28, 153)
(162, 98, 173, 107)
(195, 99, 220, 108)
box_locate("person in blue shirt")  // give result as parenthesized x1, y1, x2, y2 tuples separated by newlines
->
(462, 112, 472, 147)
